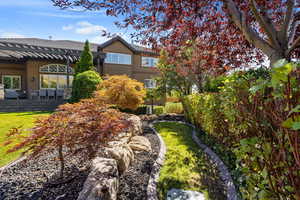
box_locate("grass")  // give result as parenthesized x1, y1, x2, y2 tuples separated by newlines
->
(154, 122, 227, 200)
(0, 111, 51, 167)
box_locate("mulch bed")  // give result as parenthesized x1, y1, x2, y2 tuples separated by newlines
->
(0, 119, 160, 200)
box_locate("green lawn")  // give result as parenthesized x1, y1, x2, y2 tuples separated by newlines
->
(0, 111, 51, 167)
(154, 122, 226, 200)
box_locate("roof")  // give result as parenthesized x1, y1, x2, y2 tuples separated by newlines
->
(0, 36, 157, 62)
(98, 36, 157, 55)
(0, 38, 99, 52)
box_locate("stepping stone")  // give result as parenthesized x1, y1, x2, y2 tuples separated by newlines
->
(167, 189, 205, 200)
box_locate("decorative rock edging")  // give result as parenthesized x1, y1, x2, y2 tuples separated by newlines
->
(149, 120, 239, 200)
(147, 122, 167, 200)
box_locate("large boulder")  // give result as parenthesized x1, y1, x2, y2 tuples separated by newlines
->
(105, 145, 134, 174)
(107, 115, 142, 147)
(128, 136, 152, 152)
(77, 158, 119, 200)
(128, 115, 142, 136)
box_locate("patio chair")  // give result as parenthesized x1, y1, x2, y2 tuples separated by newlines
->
(30, 90, 39, 100)
(56, 89, 64, 100)
(47, 89, 55, 100)
(4, 90, 19, 99)
(39, 89, 47, 100)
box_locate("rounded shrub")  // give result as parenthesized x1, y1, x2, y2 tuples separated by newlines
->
(71, 70, 102, 102)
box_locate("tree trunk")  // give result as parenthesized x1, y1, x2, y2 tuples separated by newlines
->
(58, 144, 64, 179)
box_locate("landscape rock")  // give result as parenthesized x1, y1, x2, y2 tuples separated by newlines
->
(107, 115, 142, 147)
(167, 189, 205, 200)
(106, 145, 134, 174)
(77, 158, 119, 200)
(129, 136, 152, 152)
(128, 115, 142, 136)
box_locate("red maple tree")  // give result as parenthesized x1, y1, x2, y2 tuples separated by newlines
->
(52, 0, 300, 69)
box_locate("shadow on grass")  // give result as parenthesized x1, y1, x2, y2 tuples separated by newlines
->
(15, 111, 53, 116)
(155, 122, 227, 200)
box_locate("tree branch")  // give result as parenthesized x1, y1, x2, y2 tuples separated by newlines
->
(249, 0, 280, 49)
(280, 0, 295, 44)
(224, 0, 274, 56)
(286, 36, 300, 56)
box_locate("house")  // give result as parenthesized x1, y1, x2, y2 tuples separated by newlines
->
(0, 36, 159, 102)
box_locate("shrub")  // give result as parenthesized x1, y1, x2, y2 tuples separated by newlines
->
(183, 62, 300, 199)
(96, 75, 146, 110)
(154, 106, 165, 115)
(4, 99, 129, 178)
(71, 70, 102, 102)
(164, 102, 183, 114)
(71, 40, 99, 102)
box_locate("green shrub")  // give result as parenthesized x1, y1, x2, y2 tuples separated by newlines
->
(154, 106, 164, 115)
(183, 64, 300, 199)
(164, 102, 183, 114)
(203, 75, 225, 92)
(117, 105, 147, 115)
(71, 70, 102, 102)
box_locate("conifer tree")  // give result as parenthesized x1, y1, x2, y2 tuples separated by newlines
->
(71, 40, 101, 102)
(75, 40, 94, 74)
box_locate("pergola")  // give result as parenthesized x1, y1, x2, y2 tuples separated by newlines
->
(0, 41, 106, 88)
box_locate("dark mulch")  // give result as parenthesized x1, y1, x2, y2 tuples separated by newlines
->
(0, 123, 160, 200)
(117, 125, 160, 200)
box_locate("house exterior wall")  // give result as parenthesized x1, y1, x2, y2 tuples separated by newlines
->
(0, 62, 27, 91)
(0, 39, 163, 104)
(101, 40, 159, 83)
(25, 60, 75, 94)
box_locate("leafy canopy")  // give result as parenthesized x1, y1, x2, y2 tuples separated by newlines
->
(95, 75, 146, 110)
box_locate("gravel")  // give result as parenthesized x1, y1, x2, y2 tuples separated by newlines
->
(0, 123, 160, 200)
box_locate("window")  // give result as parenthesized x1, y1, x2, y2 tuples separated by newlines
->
(40, 64, 74, 74)
(144, 79, 156, 88)
(142, 57, 158, 67)
(40, 74, 73, 89)
(2, 75, 21, 90)
(105, 53, 132, 65)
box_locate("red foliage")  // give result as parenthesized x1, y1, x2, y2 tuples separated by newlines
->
(52, 0, 300, 71)
(5, 99, 130, 168)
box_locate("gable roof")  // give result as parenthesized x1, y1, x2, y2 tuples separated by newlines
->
(98, 36, 157, 55)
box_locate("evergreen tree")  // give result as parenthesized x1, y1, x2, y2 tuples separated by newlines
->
(71, 40, 101, 102)
(75, 40, 94, 74)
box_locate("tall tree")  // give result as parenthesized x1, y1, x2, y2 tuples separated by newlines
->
(75, 40, 94, 74)
(71, 40, 101, 102)
(53, 0, 300, 68)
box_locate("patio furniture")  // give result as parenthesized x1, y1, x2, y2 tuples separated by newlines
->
(39, 89, 47, 100)
(47, 89, 55, 100)
(56, 89, 64, 100)
(4, 90, 19, 99)
(30, 90, 39, 100)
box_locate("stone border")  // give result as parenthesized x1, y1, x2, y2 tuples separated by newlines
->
(149, 120, 239, 200)
(147, 122, 167, 200)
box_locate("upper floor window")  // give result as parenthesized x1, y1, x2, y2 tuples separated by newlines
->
(142, 57, 158, 67)
(144, 79, 156, 88)
(105, 53, 132, 65)
(40, 64, 74, 74)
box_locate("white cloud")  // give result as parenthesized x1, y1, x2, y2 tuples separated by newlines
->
(0, 32, 25, 38)
(75, 21, 107, 35)
(62, 25, 74, 31)
(21, 11, 91, 19)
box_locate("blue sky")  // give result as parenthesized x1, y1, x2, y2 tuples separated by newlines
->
(0, 0, 133, 44)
